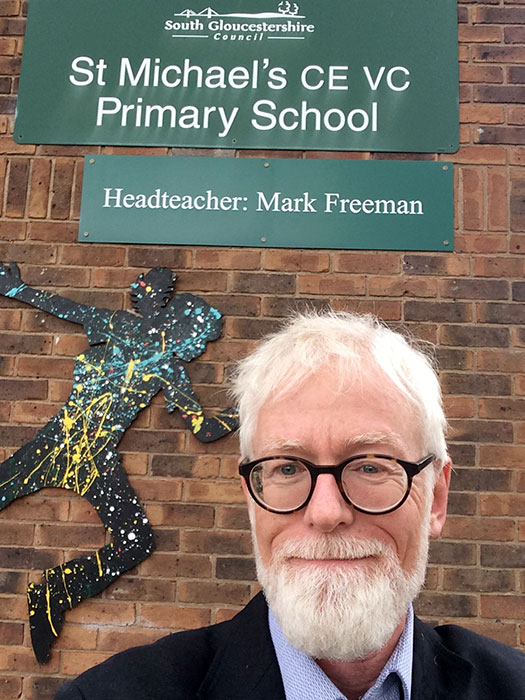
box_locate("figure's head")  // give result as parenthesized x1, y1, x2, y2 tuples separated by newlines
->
(164, 293, 222, 361)
(130, 268, 175, 317)
(231, 311, 451, 661)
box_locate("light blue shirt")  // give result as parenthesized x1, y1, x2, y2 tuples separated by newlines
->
(269, 605, 414, 700)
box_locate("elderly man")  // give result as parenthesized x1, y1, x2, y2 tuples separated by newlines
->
(57, 312, 524, 699)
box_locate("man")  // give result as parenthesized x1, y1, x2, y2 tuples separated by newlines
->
(56, 311, 524, 699)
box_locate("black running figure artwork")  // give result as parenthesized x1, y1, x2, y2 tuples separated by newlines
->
(0, 263, 238, 664)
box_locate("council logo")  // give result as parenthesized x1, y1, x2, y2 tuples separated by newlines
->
(163, 2, 315, 42)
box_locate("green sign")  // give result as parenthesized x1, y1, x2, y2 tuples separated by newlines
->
(16, 0, 458, 152)
(78, 156, 453, 250)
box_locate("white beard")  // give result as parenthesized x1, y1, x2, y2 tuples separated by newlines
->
(253, 526, 429, 662)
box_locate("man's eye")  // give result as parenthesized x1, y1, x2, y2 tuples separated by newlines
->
(362, 463, 380, 474)
(280, 463, 297, 476)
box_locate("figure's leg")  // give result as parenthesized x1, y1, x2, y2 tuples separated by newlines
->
(28, 448, 155, 664)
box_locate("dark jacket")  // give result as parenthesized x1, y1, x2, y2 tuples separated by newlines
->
(55, 593, 524, 699)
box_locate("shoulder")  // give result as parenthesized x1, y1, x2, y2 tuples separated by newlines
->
(55, 619, 233, 700)
(434, 621, 524, 666)
(55, 595, 270, 700)
(414, 618, 525, 698)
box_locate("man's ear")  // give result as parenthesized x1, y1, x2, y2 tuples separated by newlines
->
(240, 475, 251, 503)
(429, 459, 451, 539)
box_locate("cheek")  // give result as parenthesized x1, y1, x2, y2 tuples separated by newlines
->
(253, 509, 301, 567)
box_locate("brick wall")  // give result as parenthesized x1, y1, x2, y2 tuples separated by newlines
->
(0, 1, 524, 697)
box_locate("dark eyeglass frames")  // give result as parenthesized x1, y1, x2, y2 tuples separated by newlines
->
(239, 453, 436, 515)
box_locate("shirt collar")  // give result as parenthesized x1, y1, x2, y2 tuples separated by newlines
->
(269, 605, 414, 700)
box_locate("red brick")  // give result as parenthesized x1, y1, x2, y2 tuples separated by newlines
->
(402, 254, 469, 276)
(440, 278, 508, 300)
(454, 233, 507, 254)
(183, 480, 244, 504)
(138, 604, 210, 630)
(0, 676, 22, 699)
(505, 26, 525, 44)
(11, 402, 57, 424)
(59, 245, 125, 267)
(298, 274, 366, 296)
(194, 249, 261, 270)
(473, 257, 523, 277)
(478, 126, 525, 145)
(459, 65, 503, 84)
(72, 159, 83, 220)
(127, 247, 192, 269)
(0, 646, 60, 673)
(335, 252, 402, 274)
(487, 169, 508, 231)
(28, 158, 51, 218)
(66, 601, 135, 626)
(443, 567, 514, 592)
(477, 349, 525, 372)
(480, 446, 525, 470)
(6, 158, 29, 218)
(27, 221, 77, 242)
(181, 529, 251, 555)
(60, 651, 113, 677)
(0, 242, 56, 264)
(480, 596, 525, 620)
(443, 396, 475, 418)
(54, 624, 97, 651)
(104, 576, 173, 602)
(129, 475, 182, 501)
(460, 104, 504, 124)
(49, 159, 75, 219)
(458, 25, 502, 43)
(479, 398, 525, 420)
(442, 516, 514, 541)
(216, 505, 250, 530)
(17, 356, 74, 379)
(140, 552, 211, 579)
(473, 6, 525, 24)
(452, 145, 506, 165)
(232, 271, 295, 294)
(264, 250, 330, 272)
(415, 592, 476, 618)
(179, 580, 251, 605)
(368, 276, 437, 298)
(472, 45, 525, 63)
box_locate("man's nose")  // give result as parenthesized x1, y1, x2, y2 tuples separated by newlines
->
(303, 473, 355, 532)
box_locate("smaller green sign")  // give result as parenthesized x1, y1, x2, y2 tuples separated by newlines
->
(79, 156, 453, 251)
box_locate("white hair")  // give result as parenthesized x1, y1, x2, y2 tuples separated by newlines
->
(230, 311, 448, 475)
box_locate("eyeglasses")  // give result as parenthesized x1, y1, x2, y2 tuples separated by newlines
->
(239, 453, 435, 515)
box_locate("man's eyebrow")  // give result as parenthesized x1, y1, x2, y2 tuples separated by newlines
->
(257, 438, 304, 453)
(257, 433, 406, 455)
(343, 432, 406, 453)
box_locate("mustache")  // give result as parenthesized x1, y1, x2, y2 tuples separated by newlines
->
(270, 535, 394, 564)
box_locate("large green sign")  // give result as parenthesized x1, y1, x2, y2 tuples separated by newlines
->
(78, 156, 453, 250)
(16, 0, 458, 152)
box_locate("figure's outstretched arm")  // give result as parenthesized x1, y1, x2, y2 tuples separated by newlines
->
(163, 365, 238, 443)
(0, 262, 94, 324)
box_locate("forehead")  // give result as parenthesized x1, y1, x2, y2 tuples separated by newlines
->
(252, 369, 423, 460)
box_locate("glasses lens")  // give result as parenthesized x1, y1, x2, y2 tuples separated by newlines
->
(342, 457, 408, 513)
(250, 458, 311, 512)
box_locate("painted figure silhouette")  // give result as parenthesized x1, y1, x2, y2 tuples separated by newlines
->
(0, 263, 238, 664)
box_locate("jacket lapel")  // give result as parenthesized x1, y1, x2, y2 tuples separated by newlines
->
(196, 602, 477, 700)
(197, 593, 285, 700)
